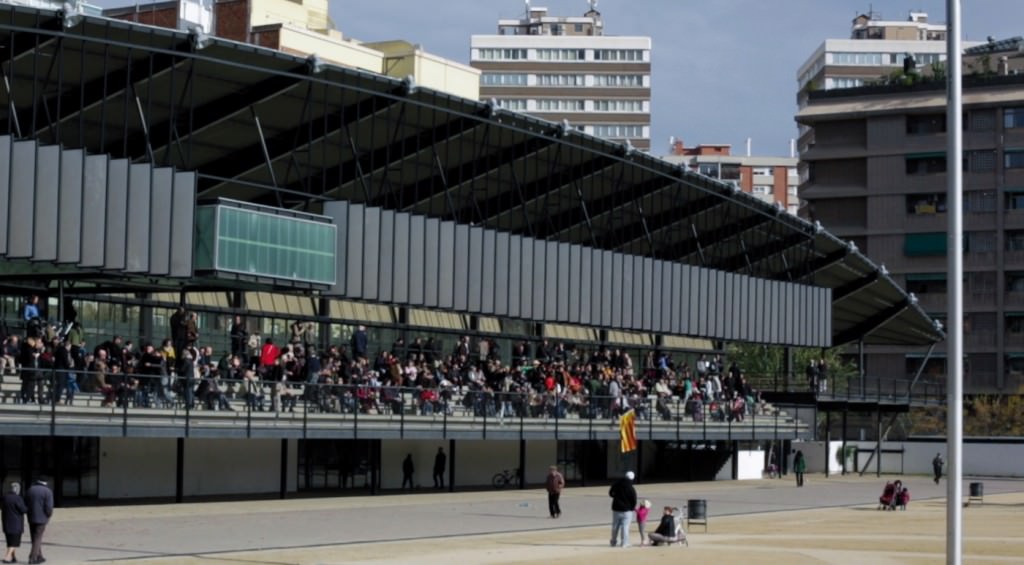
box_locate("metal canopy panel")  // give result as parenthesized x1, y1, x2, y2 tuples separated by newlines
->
(79, 153, 108, 268)
(6, 140, 36, 259)
(57, 148, 83, 264)
(169, 172, 196, 278)
(103, 159, 129, 271)
(378, 210, 394, 303)
(392, 213, 411, 304)
(32, 145, 60, 262)
(148, 168, 173, 275)
(124, 164, 151, 272)
(0, 136, 9, 255)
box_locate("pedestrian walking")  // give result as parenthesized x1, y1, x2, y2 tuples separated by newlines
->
(402, 454, 415, 490)
(932, 453, 944, 484)
(2, 482, 27, 564)
(24, 479, 52, 565)
(794, 450, 806, 487)
(433, 447, 447, 489)
(608, 471, 637, 547)
(545, 465, 565, 518)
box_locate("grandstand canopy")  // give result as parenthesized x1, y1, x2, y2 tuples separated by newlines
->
(0, 4, 943, 347)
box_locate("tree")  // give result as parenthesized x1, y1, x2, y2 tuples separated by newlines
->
(908, 387, 1024, 437)
(724, 342, 858, 388)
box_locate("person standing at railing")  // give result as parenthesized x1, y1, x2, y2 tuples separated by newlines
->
(818, 358, 829, 394)
(17, 336, 41, 404)
(806, 359, 819, 393)
(54, 339, 76, 406)
(229, 315, 248, 365)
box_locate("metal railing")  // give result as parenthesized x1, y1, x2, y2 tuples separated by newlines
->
(0, 366, 813, 442)
(743, 372, 946, 406)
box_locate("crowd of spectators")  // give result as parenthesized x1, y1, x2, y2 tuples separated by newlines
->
(1, 297, 770, 423)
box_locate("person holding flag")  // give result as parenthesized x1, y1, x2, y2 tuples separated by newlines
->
(608, 471, 638, 547)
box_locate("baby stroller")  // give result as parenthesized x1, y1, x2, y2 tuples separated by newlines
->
(673, 507, 688, 546)
(878, 482, 896, 510)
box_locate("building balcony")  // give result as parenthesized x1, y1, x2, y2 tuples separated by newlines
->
(1005, 292, 1024, 309)
(965, 331, 997, 349)
(1002, 332, 1024, 349)
(1004, 249, 1024, 267)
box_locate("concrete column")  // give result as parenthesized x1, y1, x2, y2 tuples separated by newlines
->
(448, 439, 456, 493)
(175, 437, 184, 503)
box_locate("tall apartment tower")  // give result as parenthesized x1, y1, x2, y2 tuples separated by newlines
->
(470, 2, 651, 151)
(796, 38, 1024, 394)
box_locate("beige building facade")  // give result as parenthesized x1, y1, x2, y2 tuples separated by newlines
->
(470, 5, 651, 150)
(104, 0, 480, 99)
(796, 53, 1024, 393)
(662, 140, 799, 215)
(797, 11, 955, 96)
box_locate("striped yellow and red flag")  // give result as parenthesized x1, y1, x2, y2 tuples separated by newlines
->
(620, 409, 637, 453)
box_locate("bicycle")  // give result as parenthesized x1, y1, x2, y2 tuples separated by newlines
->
(492, 468, 521, 489)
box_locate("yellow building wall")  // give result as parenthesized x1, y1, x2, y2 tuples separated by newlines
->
(276, 25, 383, 73)
(250, 0, 330, 32)
(370, 41, 481, 99)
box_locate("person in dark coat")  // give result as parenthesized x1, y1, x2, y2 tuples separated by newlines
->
(24, 479, 52, 564)
(2, 482, 27, 564)
(432, 447, 447, 490)
(794, 450, 807, 487)
(608, 471, 638, 547)
(352, 326, 369, 361)
(401, 454, 415, 490)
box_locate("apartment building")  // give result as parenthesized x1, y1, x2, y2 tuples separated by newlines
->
(470, 3, 651, 150)
(103, 0, 480, 99)
(796, 41, 1024, 393)
(662, 139, 799, 215)
(797, 11, 955, 96)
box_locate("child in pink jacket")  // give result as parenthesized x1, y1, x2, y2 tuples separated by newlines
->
(636, 499, 651, 545)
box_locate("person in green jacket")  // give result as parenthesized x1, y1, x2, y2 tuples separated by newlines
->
(794, 450, 807, 487)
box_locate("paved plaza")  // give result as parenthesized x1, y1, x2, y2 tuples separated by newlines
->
(29, 475, 1024, 564)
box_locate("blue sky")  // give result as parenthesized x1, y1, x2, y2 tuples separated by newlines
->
(94, 1, 1022, 156)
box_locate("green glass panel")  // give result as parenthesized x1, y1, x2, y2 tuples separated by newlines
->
(193, 206, 216, 270)
(196, 205, 336, 284)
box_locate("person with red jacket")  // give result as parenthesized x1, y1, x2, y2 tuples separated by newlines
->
(260, 338, 280, 369)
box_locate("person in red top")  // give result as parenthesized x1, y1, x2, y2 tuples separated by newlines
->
(260, 338, 280, 369)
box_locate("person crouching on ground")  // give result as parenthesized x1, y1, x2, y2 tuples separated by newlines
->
(646, 506, 679, 546)
(608, 471, 637, 547)
(635, 499, 651, 545)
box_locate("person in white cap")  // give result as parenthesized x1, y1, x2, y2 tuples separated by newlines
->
(608, 471, 638, 547)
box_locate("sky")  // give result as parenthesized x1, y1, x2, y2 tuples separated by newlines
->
(92, 0, 1022, 157)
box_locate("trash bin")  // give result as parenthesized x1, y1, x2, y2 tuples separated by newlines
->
(969, 482, 984, 505)
(686, 499, 708, 532)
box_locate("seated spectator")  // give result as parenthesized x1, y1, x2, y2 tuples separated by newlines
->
(1, 335, 19, 376)
(242, 370, 265, 411)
